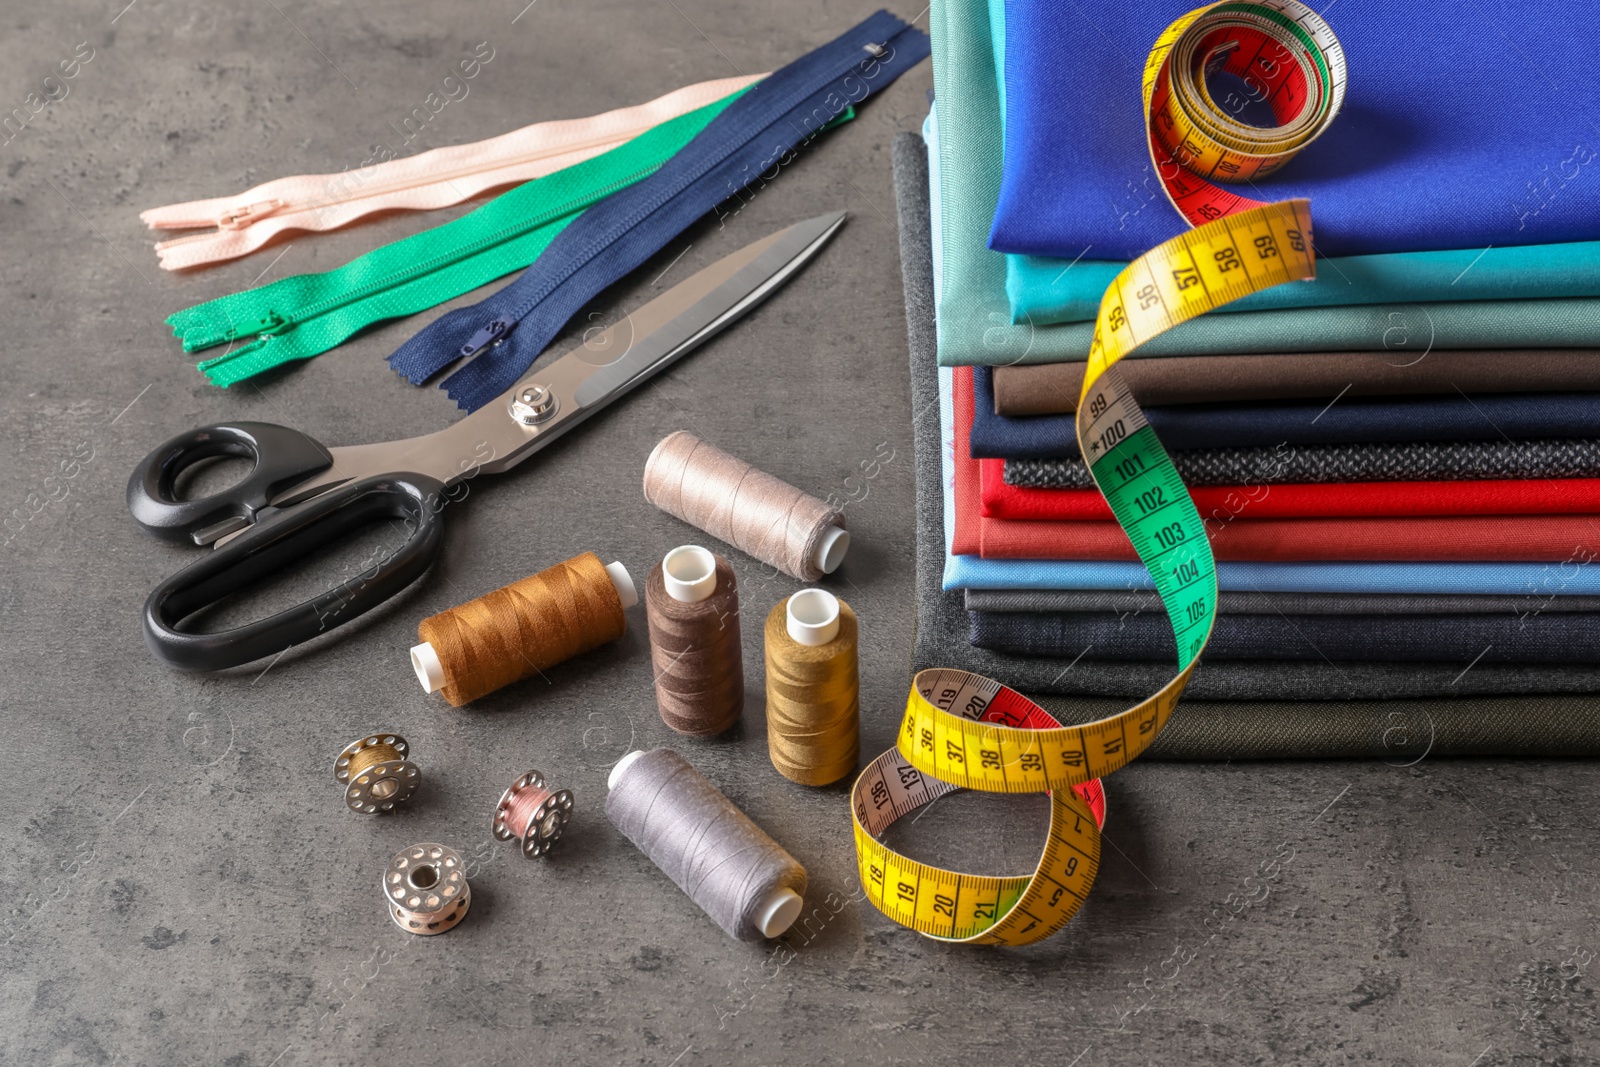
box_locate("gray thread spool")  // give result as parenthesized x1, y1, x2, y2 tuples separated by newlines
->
(605, 748, 806, 941)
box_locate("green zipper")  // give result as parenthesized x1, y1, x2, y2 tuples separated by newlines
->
(172, 87, 760, 387)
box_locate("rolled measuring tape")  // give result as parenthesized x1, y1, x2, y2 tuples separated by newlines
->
(851, 1, 1340, 946)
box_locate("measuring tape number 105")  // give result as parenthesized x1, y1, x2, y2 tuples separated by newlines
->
(851, 0, 1343, 945)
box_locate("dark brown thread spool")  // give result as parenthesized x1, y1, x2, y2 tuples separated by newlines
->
(645, 546, 744, 736)
(410, 551, 637, 707)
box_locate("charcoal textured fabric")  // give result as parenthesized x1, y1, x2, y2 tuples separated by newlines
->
(1004, 439, 1600, 491)
(895, 129, 1600, 710)
(970, 365, 1600, 460)
(964, 588, 1600, 617)
(989, 0, 1600, 260)
(1028, 694, 1600, 759)
(990, 351, 1600, 417)
(970, 611, 1600, 664)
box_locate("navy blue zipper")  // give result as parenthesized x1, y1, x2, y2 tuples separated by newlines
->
(386, 10, 930, 411)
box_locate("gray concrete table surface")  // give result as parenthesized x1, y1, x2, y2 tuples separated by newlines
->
(1, 1, 1596, 1064)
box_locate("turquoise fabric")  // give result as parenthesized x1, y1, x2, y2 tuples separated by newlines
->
(1006, 242, 1600, 327)
(931, 0, 1600, 362)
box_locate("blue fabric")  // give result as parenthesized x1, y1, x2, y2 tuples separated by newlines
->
(989, 0, 1600, 261)
(1006, 241, 1600, 326)
(969, 368, 1600, 461)
(386, 11, 929, 410)
(939, 363, 1600, 595)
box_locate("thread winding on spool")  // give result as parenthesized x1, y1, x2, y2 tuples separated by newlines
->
(645, 546, 745, 736)
(333, 733, 421, 815)
(642, 431, 850, 582)
(384, 842, 470, 935)
(493, 770, 574, 859)
(410, 552, 638, 706)
(605, 748, 806, 941)
(764, 590, 860, 786)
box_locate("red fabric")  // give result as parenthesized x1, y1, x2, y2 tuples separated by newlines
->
(980, 457, 1600, 521)
(951, 365, 982, 555)
(951, 366, 1600, 561)
(979, 513, 1600, 562)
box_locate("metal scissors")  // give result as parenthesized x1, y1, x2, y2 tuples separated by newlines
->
(127, 211, 847, 671)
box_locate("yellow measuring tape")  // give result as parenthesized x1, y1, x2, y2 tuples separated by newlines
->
(852, 0, 1342, 945)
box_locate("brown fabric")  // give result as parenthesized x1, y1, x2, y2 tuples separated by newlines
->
(991, 350, 1600, 416)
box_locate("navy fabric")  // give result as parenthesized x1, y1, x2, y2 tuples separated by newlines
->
(386, 11, 929, 410)
(969, 367, 1600, 460)
(970, 610, 1600, 664)
(989, 0, 1600, 261)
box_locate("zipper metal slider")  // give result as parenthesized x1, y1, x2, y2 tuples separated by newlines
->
(218, 199, 285, 230)
(225, 310, 290, 342)
(459, 318, 514, 359)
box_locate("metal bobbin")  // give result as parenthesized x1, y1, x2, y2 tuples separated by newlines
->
(333, 732, 420, 815)
(384, 842, 471, 935)
(493, 770, 575, 859)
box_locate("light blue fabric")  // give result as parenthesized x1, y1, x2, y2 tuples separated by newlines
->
(937, 361, 1600, 596)
(989, 0, 1600, 261)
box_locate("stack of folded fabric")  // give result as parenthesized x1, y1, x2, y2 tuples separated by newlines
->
(899, 0, 1600, 756)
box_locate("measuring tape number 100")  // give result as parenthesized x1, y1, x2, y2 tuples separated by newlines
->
(851, 0, 1344, 945)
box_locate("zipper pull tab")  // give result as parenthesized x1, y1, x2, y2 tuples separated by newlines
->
(459, 318, 514, 359)
(218, 199, 285, 230)
(224, 310, 290, 342)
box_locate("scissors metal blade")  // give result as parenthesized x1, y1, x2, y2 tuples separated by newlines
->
(273, 210, 847, 507)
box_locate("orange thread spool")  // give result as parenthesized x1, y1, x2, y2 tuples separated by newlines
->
(413, 552, 633, 707)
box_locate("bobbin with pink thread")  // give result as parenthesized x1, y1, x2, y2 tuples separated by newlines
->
(493, 770, 575, 859)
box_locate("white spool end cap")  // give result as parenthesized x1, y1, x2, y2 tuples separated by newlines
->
(757, 887, 804, 938)
(661, 545, 718, 603)
(812, 525, 850, 575)
(608, 750, 645, 791)
(787, 588, 841, 646)
(410, 641, 446, 694)
(606, 561, 638, 609)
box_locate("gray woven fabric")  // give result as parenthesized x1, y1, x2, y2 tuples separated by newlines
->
(895, 131, 1600, 741)
(963, 588, 1600, 616)
(1029, 694, 1600, 759)
(1004, 438, 1600, 490)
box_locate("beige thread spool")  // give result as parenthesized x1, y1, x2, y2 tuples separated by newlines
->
(763, 590, 860, 786)
(409, 552, 638, 706)
(642, 431, 850, 581)
(384, 842, 470, 935)
(645, 545, 745, 736)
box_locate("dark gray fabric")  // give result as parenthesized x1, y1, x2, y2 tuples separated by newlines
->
(964, 587, 1600, 616)
(894, 130, 1600, 719)
(1003, 438, 1600, 490)
(1029, 694, 1600, 759)
(970, 610, 1600, 663)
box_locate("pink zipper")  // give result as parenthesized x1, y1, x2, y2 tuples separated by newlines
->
(141, 73, 763, 271)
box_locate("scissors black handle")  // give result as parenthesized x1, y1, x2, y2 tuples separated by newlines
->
(140, 472, 447, 671)
(127, 422, 336, 543)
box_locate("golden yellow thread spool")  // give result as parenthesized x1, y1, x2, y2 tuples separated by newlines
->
(333, 733, 420, 815)
(763, 590, 859, 786)
(384, 842, 470, 935)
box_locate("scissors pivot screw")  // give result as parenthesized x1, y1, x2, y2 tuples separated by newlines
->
(510, 383, 558, 426)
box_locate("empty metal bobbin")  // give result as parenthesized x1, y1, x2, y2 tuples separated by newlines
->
(493, 770, 575, 859)
(334, 733, 420, 815)
(385, 842, 471, 935)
